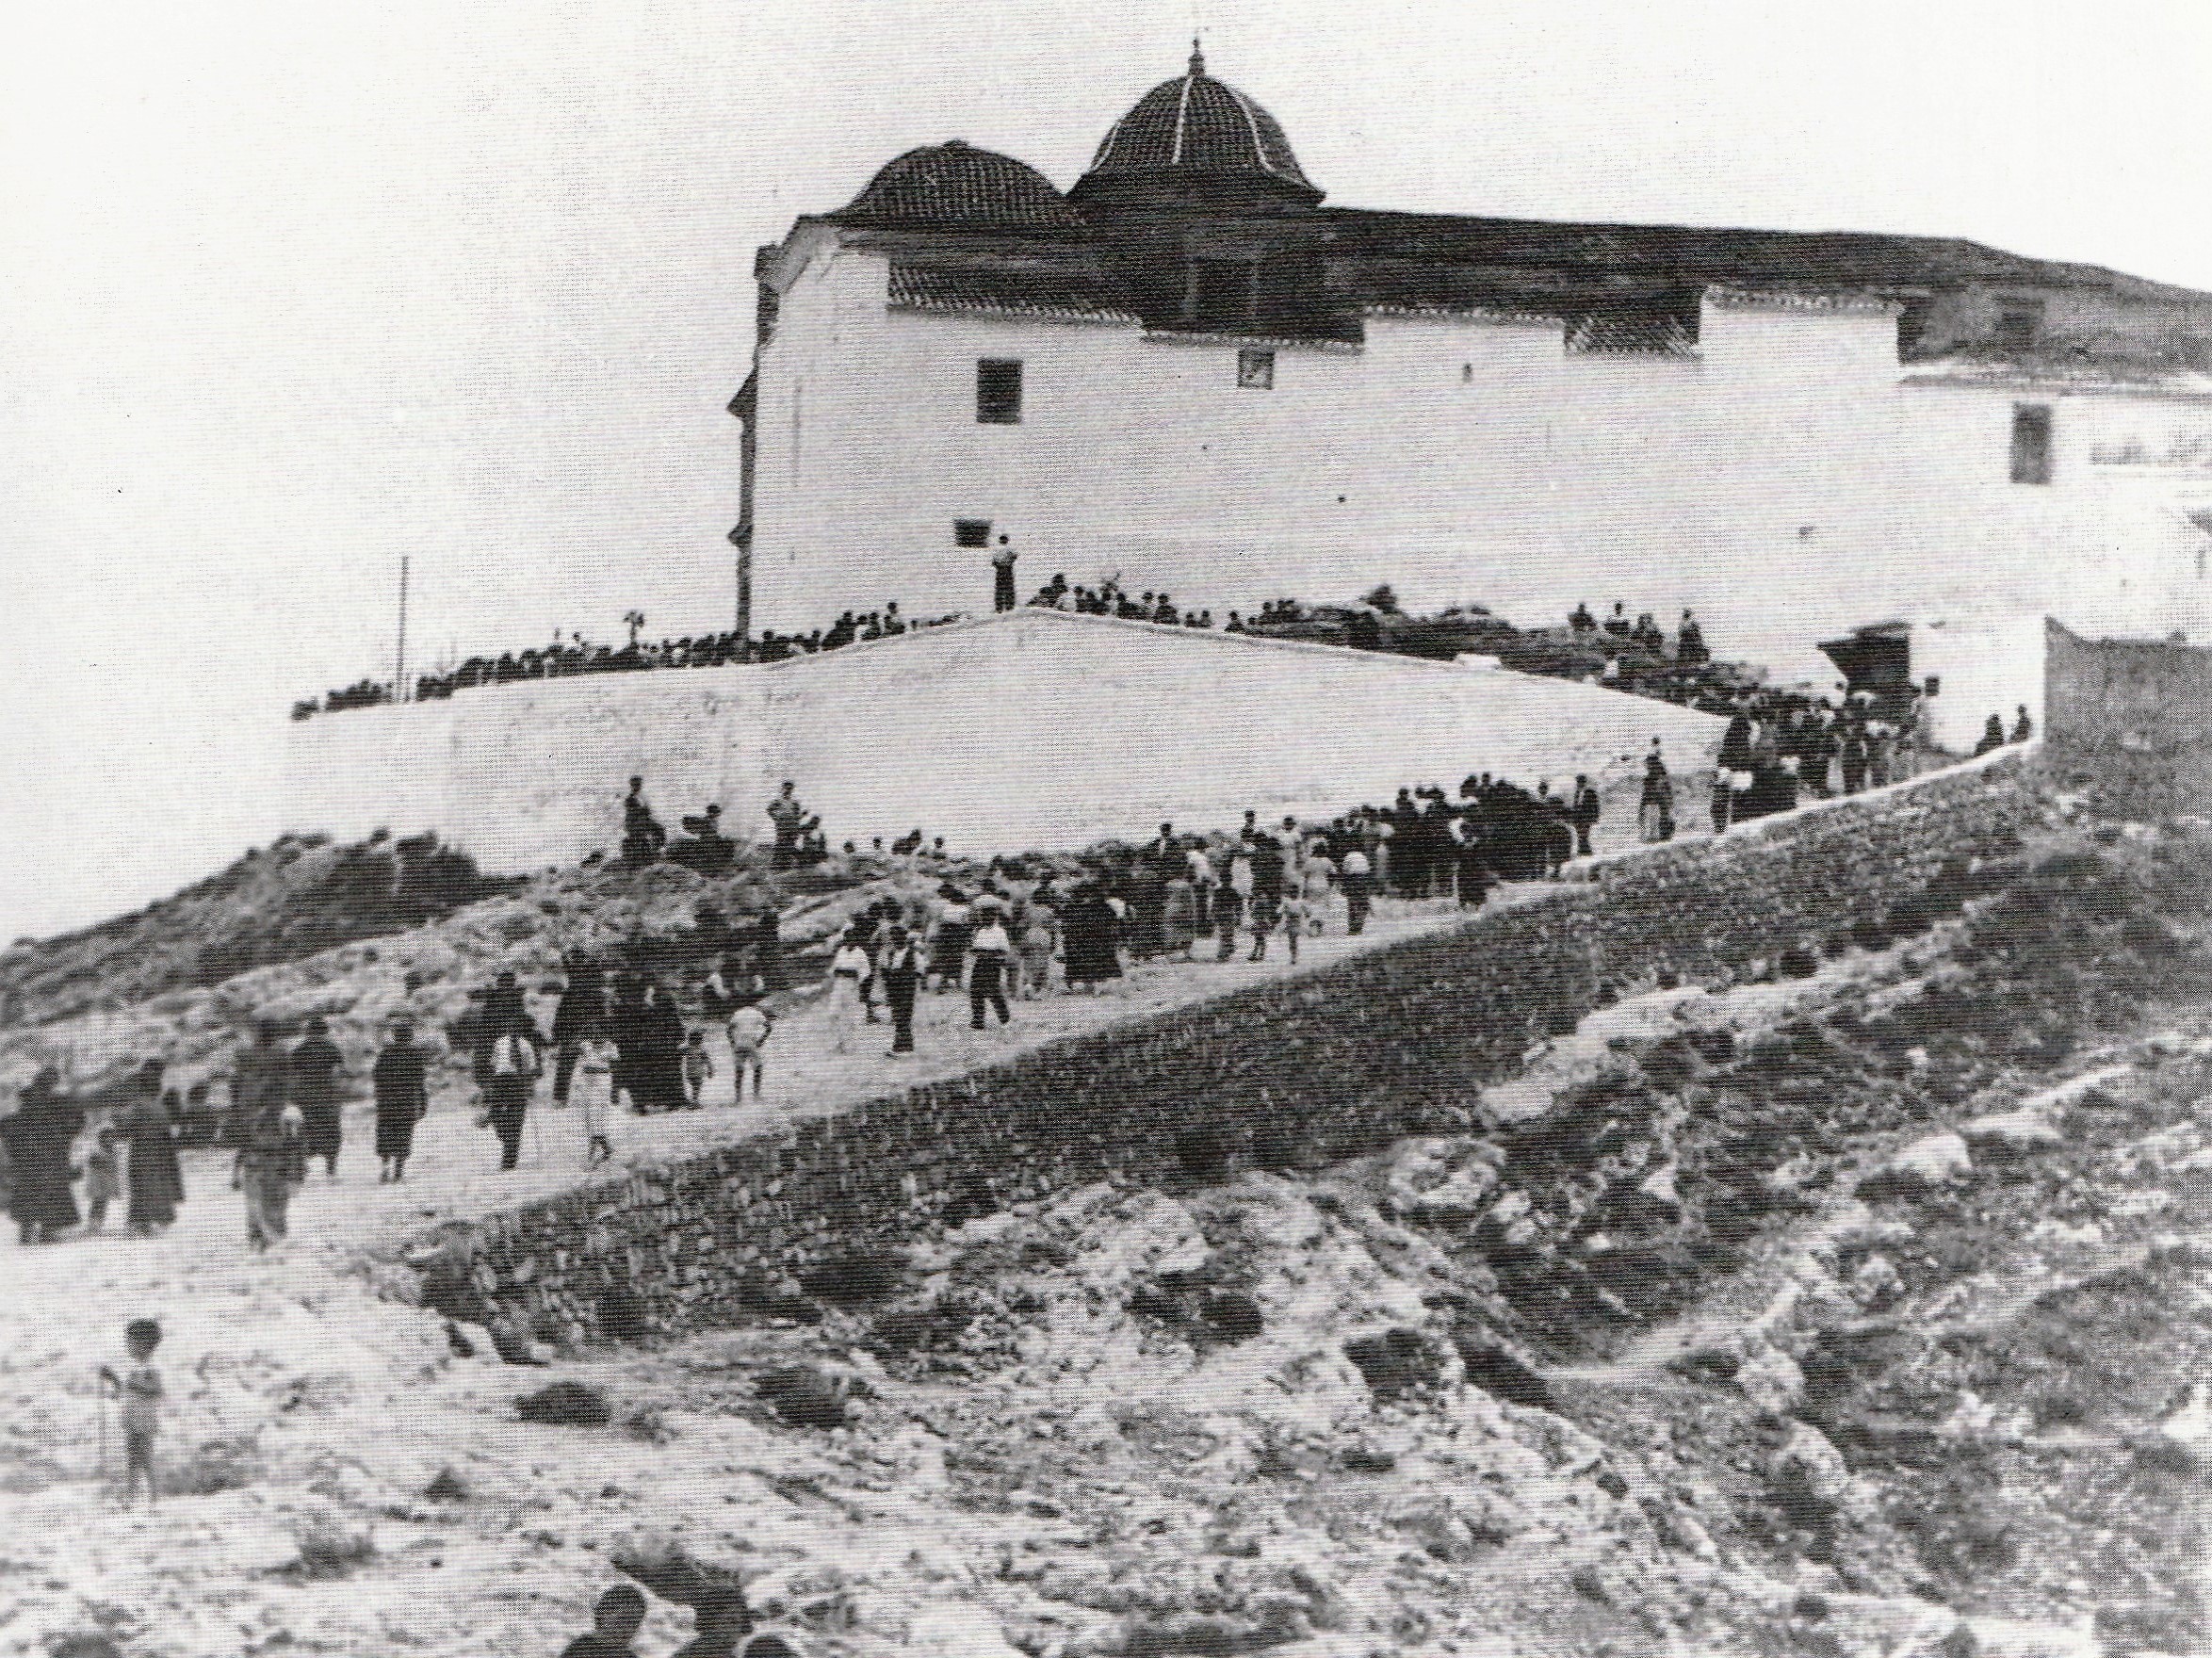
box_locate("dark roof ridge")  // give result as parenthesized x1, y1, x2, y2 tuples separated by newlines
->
(1313, 202, 2208, 299)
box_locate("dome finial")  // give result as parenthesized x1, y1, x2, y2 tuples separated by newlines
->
(1188, 37, 1205, 76)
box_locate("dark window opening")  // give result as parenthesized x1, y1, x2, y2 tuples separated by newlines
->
(1237, 348, 1275, 390)
(1994, 301, 2044, 354)
(2010, 403, 2054, 485)
(953, 519, 992, 548)
(1189, 259, 1257, 329)
(976, 359, 1022, 425)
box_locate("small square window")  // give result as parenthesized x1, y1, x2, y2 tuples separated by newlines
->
(953, 519, 992, 548)
(1237, 348, 1275, 390)
(976, 358, 1022, 425)
(1994, 301, 2044, 353)
(2010, 403, 2054, 485)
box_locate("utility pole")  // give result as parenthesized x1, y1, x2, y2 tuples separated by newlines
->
(395, 554, 411, 703)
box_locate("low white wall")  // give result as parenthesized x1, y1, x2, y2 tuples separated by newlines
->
(282, 611, 1725, 870)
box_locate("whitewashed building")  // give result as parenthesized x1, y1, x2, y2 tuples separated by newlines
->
(733, 47, 2212, 672)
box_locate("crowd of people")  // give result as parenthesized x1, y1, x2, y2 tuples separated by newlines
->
(0, 1060, 183, 1244)
(292, 609, 971, 721)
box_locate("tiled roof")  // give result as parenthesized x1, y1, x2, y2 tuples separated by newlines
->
(1314, 208, 2200, 301)
(1364, 301, 1560, 329)
(1706, 286, 1904, 317)
(887, 262, 1139, 324)
(1079, 47, 1318, 200)
(839, 142, 1082, 232)
(1565, 316, 1700, 358)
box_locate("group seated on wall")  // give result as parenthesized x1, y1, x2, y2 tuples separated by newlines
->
(285, 588, 1975, 786)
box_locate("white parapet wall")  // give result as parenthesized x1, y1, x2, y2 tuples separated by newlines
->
(282, 610, 1727, 871)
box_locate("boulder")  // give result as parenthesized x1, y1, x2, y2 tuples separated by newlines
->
(1736, 1342, 1807, 1416)
(1874, 1131, 1973, 1194)
(906, 1603, 1025, 1657)
(756, 1364, 848, 1430)
(1960, 1107, 2064, 1158)
(1383, 1137, 1502, 1223)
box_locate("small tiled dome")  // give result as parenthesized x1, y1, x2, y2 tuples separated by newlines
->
(838, 141, 1082, 231)
(1075, 45, 1320, 205)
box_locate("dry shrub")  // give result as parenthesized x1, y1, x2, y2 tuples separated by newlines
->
(515, 1380, 612, 1427)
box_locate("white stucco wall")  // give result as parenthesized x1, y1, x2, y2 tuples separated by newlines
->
(283, 610, 1725, 871)
(280, 672, 770, 874)
(747, 248, 2212, 671)
(1906, 614, 2050, 756)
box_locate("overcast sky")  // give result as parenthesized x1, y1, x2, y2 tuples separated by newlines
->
(2, 0, 2207, 943)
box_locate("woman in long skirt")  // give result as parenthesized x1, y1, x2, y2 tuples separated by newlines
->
(122, 1064, 185, 1231)
(1061, 886, 1122, 992)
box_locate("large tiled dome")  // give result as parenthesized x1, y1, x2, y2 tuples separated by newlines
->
(838, 141, 1083, 231)
(1074, 46, 1321, 206)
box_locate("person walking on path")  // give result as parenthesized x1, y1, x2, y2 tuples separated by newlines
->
(928, 889, 972, 993)
(97, 1317, 165, 1509)
(1570, 774, 1602, 859)
(80, 1123, 122, 1232)
(371, 1017, 429, 1183)
(681, 1030, 715, 1108)
(121, 1061, 184, 1232)
(550, 957, 606, 1108)
(878, 924, 922, 1055)
(725, 1000, 770, 1099)
(572, 1032, 618, 1163)
(826, 933, 871, 1052)
(1161, 865, 1197, 959)
(968, 903, 1014, 1031)
(480, 1022, 540, 1171)
(288, 1016, 345, 1179)
(1017, 899, 1058, 998)
(1061, 884, 1122, 992)
(1246, 833, 1285, 963)
(228, 1021, 286, 1150)
(1340, 845, 1373, 936)
(235, 1088, 304, 1249)
(3, 1065, 82, 1244)
(1218, 841, 1253, 961)
(1638, 746, 1675, 843)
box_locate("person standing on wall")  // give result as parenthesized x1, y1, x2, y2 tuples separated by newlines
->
(765, 781, 807, 871)
(991, 534, 1018, 613)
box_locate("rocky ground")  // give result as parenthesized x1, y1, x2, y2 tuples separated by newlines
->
(7, 796, 2212, 1655)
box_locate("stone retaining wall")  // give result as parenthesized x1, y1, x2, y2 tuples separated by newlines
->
(433, 751, 2033, 1339)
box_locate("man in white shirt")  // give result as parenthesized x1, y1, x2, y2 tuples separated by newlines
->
(968, 907, 1014, 1030)
(726, 1000, 771, 1101)
(826, 935, 870, 1052)
(1341, 846, 1374, 936)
